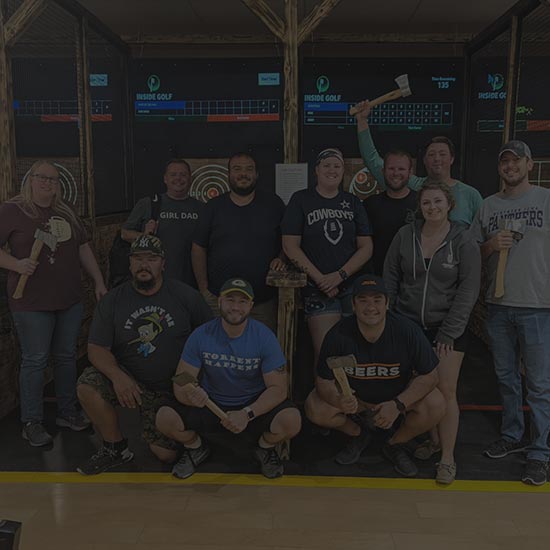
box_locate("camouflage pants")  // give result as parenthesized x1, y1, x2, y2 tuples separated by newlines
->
(77, 366, 177, 450)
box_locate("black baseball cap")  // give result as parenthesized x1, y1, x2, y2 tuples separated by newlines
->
(129, 235, 165, 257)
(498, 140, 532, 160)
(352, 274, 388, 297)
(219, 278, 255, 300)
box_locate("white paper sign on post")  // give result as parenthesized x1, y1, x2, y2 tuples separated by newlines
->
(275, 163, 308, 205)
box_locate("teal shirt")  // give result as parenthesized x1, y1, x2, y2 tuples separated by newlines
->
(358, 128, 483, 225)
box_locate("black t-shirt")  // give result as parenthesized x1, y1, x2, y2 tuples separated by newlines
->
(317, 312, 438, 404)
(281, 188, 371, 292)
(88, 279, 212, 391)
(123, 194, 204, 287)
(363, 191, 417, 275)
(193, 192, 285, 303)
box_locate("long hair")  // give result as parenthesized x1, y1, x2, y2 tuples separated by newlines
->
(8, 160, 83, 230)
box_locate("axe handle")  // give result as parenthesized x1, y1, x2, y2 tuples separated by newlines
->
(205, 399, 228, 421)
(349, 89, 403, 116)
(12, 239, 45, 300)
(494, 248, 509, 298)
(332, 367, 354, 399)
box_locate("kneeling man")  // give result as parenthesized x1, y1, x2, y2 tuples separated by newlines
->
(306, 275, 445, 477)
(156, 278, 301, 479)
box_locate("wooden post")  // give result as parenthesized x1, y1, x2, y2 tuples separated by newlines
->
(75, 17, 96, 227)
(502, 15, 521, 144)
(0, 7, 16, 203)
(297, 0, 342, 45)
(3, 0, 47, 48)
(283, 0, 298, 164)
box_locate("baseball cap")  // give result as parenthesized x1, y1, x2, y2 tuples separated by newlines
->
(129, 235, 165, 257)
(498, 140, 532, 160)
(219, 278, 255, 301)
(352, 274, 388, 297)
(315, 148, 344, 166)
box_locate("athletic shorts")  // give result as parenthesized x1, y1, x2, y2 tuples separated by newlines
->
(303, 287, 353, 319)
(159, 397, 298, 441)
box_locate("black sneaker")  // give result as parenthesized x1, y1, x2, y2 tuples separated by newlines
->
(335, 428, 372, 465)
(522, 459, 548, 486)
(382, 443, 418, 477)
(56, 412, 91, 432)
(254, 446, 283, 479)
(172, 443, 211, 480)
(77, 445, 134, 475)
(484, 438, 527, 459)
(22, 422, 53, 447)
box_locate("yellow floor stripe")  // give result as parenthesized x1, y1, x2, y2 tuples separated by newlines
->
(0, 471, 548, 493)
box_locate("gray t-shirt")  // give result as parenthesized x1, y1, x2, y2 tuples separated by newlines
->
(123, 193, 204, 286)
(88, 279, 212, 391)
(469, 185, 550, 308)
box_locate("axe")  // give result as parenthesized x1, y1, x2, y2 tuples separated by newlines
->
(349, 74, 412, 116)
(326, 354, 356, 398)
(12, 229, 58, 300)
(172, 370, 228, 420)
(494, 219, 524, 298)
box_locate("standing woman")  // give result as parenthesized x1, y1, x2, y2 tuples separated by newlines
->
(281, 148, 373, 369)
(383, 181, 481, 484)
(0, 161, 107, 446)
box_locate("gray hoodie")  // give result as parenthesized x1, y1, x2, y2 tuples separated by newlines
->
(383, 219, 481, 346)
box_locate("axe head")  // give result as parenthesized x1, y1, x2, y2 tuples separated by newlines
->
(34, 228, 58, 251)
(172, 370, 198, 387)
(394, 74, 412, 97)
(498, 218, 525, 241)
(326, 354, 357, 371)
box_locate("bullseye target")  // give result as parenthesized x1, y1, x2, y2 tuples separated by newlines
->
(348, 167, 378, 200)
(190, 164, 230, 203)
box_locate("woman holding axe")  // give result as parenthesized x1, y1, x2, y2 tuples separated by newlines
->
(0, 160, 107, 447)
(383, 181, 481, 484)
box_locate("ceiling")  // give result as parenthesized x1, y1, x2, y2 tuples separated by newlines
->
(76, 0, 520, 41)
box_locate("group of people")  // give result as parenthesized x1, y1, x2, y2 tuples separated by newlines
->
(0, 99, 548, 486)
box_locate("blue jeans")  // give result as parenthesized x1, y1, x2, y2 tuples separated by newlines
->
(12, 302, 84, 423)
(486, 304, 550, 461)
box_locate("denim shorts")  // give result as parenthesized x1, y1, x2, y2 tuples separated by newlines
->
(303, 287, 353, 319)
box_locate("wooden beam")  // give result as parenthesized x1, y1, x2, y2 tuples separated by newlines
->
(283, 0, 298, 164)
(0, 8, 16, 203)
(241, 0, 285, 41)
(298, 0, 341, 46)
(3, 0, 47, 48)
(502, 16, 522, 145)
(75, 17, 96, 225)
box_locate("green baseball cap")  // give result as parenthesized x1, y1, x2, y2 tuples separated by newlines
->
(129, 235, 165, 257)
(219, 278, 255, 300)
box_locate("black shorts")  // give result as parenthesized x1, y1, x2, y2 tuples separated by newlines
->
(160, 397, 298, 441)
(423, 327, 470, 353)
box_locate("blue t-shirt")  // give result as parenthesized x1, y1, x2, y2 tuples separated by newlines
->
(181, 317, 286, 408)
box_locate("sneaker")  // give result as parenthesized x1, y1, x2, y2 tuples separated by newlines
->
(484, 438, 527, 459)
(254, 446, 284, 479)
(22, 422, 53, 447)
(335, 428, 372, 465)
(414, 439, 441, 460)
(56, 412, 91, 431)
(382, 443, 418, 477)
(522, 459, 548, 486)
(172, 443, 211, 480)
(436, 462, 457, 485)
(77, 445, 134, 475)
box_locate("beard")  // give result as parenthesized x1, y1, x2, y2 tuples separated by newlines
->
(133, 270, 157, 291)
(386, 179, 408, 192)
(220, 309, 249, 326)
(230, 179, 257, 196)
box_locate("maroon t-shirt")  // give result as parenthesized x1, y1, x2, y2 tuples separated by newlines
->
(0, 202, 88, 312)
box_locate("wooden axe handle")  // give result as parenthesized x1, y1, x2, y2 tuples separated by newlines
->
(12, 239, 45, 300)
(205, 399, 228, 421)
(494, 248, 509, 298)
(332, 367, 354, 398)
(349, 89, 403, 116)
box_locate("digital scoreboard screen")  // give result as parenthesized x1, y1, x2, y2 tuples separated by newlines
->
(301, 58, 464, 166)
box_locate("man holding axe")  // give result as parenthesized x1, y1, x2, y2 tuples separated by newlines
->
(156, 278, 301, 479)
(305, 275, 445, 477)
(470, 141, 550, 486)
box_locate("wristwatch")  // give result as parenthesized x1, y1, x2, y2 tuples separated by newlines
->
(393, 397, 406, 415)
(338, 268, 348, 281)
(243, 406, 255, 420)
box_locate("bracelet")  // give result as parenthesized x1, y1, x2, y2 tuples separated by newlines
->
(338, 268, 348, 281)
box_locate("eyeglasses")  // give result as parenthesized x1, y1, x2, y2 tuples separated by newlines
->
(32, 173, 59, 184)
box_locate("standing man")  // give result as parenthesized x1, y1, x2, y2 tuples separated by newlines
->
(305, 274, 445, 477)
(122, 159, 203, 287)
(354, 101, 482, 225)
(156, 278, 301, 480)
(363, 150, 417, 275)
(470, 141, 550, 486)
(76, 235, 212, 475)
(191, 153, 285, 331)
